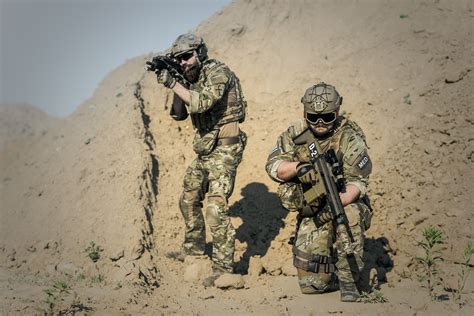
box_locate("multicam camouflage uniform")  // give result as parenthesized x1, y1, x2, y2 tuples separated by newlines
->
(265, 117, 372, 293)
(180, 58, 246, 273)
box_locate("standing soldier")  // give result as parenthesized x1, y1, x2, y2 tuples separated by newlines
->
(153, 33, 247, 286)
(265, 82, 372, 301)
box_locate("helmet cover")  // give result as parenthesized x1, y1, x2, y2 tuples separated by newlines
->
(301, 82, 342, 114)
(171, 33, 208, 61)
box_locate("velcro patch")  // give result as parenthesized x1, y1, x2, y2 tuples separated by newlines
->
(355, 153, 372, 177)
(357, 155, 369, 169)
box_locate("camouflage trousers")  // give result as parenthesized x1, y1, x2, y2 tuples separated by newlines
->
(294, 201, 372, 294)
(179, 140, 244, 273)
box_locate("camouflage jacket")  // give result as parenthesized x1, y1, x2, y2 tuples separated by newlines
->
(186, 59, 246, 132)
(265, 117, 372, 211)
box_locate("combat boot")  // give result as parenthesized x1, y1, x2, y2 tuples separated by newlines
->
(202, 263, 233, 287)
(339, 280, 360, 302)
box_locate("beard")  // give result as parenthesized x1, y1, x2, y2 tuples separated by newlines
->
(183, 63, 200, 83)
(309, 122, 335, 138)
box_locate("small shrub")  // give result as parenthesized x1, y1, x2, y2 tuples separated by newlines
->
(75, 271, 86, 281)
(403, 94, 412, 105)
(84, 241, 103, 262)
(417, 226, 444, 300)
(454, 241, 473, 302)
(361, 289, 388, 303)
(37, 280, 71, 315)
(87, 274, 105, 287)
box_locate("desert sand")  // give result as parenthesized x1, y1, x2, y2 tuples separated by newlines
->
(1, 0, 473, 314)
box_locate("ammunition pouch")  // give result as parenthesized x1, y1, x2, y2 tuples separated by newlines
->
(191, 112, 217, 131)
(192, 129, 219, 155)
(292, 246, 336, 273)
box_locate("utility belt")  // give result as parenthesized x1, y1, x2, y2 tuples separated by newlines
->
(292, 245, 336, 273)
(193, 120, 243, 155)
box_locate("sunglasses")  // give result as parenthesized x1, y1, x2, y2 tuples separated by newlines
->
(178, 51, 194, 61)
(305, 111, 337, 124)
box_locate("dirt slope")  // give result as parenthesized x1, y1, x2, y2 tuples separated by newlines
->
(1, 0, 473, 314)
(0, 104, 58, 150)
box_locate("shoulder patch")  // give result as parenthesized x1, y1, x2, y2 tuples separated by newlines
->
(354, 152, 372, 177)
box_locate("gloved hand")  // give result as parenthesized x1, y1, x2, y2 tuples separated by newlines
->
(296, 162, 317, 184)
(156, 69, 176, 88)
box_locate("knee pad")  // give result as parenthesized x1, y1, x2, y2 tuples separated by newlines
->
(206, 195, 226, 228)
(180, 190, 203, 221)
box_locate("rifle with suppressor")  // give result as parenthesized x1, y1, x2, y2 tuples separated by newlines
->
(293, 128, 355, 255)
(146, 54, 190, 87)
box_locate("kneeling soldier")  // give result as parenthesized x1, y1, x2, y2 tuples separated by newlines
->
(265, 82, 373, 302)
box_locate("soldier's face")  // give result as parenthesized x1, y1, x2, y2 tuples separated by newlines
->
(180, 51, 200, 83)
(179, 51, 198, 70)
(309, 122, 334, 136)
(305, 110, 338, 136)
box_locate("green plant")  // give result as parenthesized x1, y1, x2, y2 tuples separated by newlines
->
(361, 289, 388, 303)
(454, 241, 473, 301)
(403, 94, 412, 105)
(37, 280, 71, 315)
(84, 241, 103, 262)
(75, 271, 86, 281)
(417, 226, 444, 300)
(88, 273, 105, 286)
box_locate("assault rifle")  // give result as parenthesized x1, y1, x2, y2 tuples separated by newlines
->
(146, 54, 190, 87)
(293, 128, 355, 254)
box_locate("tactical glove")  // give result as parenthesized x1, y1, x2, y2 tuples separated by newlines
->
(157, 69, 176, 89)
(296, 162, 317, 184)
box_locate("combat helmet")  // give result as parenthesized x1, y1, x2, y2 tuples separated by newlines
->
(301, 82, 343, 124)
(171, 33, 208, 62)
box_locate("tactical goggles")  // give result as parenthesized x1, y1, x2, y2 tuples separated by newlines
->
(178, 51, 194, 61)
(305, 111, 337, 124)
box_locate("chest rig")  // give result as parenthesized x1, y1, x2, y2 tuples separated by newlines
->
(292, 119, 353, 214)
(190, 60, 247, 133)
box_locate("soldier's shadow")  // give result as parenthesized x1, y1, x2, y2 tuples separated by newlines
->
(359, 236, 394, 291)
(228, 182, 288, 274)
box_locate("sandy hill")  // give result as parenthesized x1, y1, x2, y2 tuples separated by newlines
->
(0, 104, 57, 150)
(1, 0, 473, 314)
